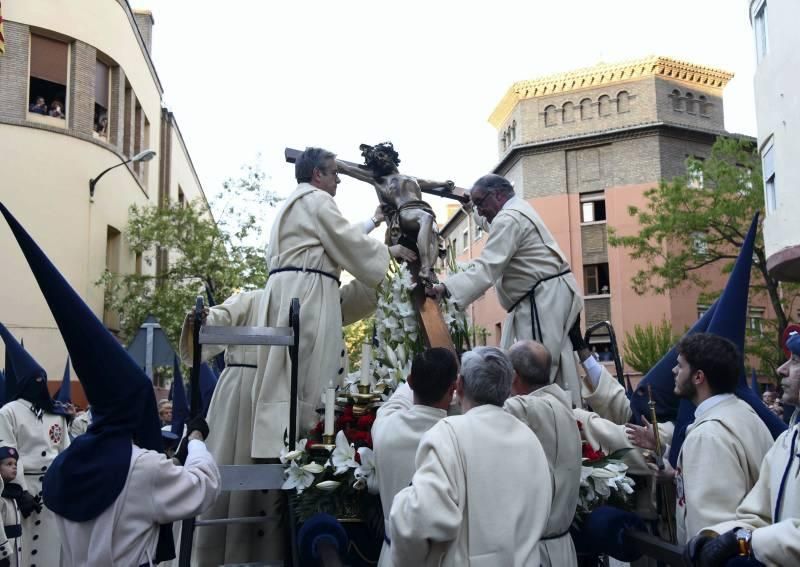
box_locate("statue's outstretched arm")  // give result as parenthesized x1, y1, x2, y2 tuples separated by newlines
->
(336, 159, 377, 184)
(417, 178, 455, 192)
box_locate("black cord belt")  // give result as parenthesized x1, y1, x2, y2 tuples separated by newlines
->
(507, 269, 572, 342)
(542, 526, 572, 541)
(269, 266, 340, 286)
(226, 363, 257, 369)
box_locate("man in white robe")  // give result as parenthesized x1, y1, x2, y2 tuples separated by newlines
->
(671, 333, 773, 544)
(182, 263, 380, 564)
(390, 346, 553, 566)
(429, 174, 583, 404)
(372, 347, 457, 567)
(55, 420, 220, 566)
(503, 340, 581, 567)
(688, 333, 800, 566)
(251, 147, 415, 459)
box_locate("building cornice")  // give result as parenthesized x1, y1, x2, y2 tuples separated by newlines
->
(489, 56, 734, 128)
(494, 121, 752, 174)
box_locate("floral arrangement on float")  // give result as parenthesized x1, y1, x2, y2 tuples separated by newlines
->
(573, 420, 636, 526)
(282, 256, 470, 522)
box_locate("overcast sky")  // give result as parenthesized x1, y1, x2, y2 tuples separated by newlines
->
(131, 0, 758, 241)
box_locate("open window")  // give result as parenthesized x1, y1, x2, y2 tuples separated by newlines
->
(584, 263, 610, 295)
(94, 59, 110, 138)
(28, 34, 69, 122)
(580, 191, 607, 223)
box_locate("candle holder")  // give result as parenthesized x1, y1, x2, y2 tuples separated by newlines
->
(309, 441, 335, 463)
(349, 387, 381, 417)
(322, 433, 335, 445)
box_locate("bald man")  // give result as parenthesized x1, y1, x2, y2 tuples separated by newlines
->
(503, 340, 581, 567)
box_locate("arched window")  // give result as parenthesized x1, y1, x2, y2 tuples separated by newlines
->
(617, 91, 630, 113)
(685, 92, 696, 115)
(671, 89, 683, 111)
(580, 98, 592, 120)
(511, 120, 516, 140)
(598, 95, 612, 117)
(544, 105, 558, 127)
(501, 132, 507, 151)
(562, 101, 575, 123)
(698, 95, 710, 116)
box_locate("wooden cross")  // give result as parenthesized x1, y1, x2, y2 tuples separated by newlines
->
(284, 147, 464, 353)
(284, 147, 470, 203)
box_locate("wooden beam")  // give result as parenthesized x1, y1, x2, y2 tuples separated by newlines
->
(285, 147, 470, 203)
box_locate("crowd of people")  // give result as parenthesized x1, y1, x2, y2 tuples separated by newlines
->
(0, 144, 797, 566)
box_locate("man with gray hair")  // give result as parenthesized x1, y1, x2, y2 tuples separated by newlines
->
(250, 146, 416, 461)
(504, 340, 581, 567)
(428, 173, 583, 405)
(389, 346, 553, 566)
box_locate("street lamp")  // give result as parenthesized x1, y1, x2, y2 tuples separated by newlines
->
(89, 149, 156, 200)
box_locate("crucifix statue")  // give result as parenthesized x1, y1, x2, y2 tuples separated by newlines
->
(285, 144, 469, 352)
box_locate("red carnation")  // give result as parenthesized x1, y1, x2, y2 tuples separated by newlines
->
(357, 414, 375, 429)
(582, 442, 605, 462)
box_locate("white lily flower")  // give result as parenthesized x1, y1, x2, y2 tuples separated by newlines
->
(302, 462, 324, 474)
(590, 467, 617, 480)
(384, 345, 399, 368)
(403, 316, 418, 333)
(592, 477, 611, 497)
(279, 439, 307, 464)
(315, 480, 341, 492)
(605, 462, 628, 474)
(354, 447, 379, 494)
(331, 430, 358, 475)
(281, 460, 315, 493)
(396, 303, 415, 318)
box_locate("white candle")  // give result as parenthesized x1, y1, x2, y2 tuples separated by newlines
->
(360, 343, 372, 386)
(324, 382, 335, 436)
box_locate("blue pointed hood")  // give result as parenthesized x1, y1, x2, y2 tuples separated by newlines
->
(53, 357, 73, 416)
(200, 363, 218, 417)
(170, 357, 189, 437)
(0, 322, 48, 404)
(0, 203, 163, 522)
(657, 214, 785, 466)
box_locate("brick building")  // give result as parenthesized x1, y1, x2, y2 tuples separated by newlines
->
(442, 56, 764, 380)
(0, 1, 209, 405)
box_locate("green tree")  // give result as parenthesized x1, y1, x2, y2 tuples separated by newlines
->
(623, 319, 679, 374)
(344, 317, 375, 370)
(608, 137, 798, 373)
(100, 158, 280, 346)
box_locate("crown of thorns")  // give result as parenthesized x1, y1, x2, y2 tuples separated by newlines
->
(359, 142, 401, 168)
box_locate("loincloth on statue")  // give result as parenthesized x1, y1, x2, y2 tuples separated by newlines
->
(383, 200, 441, 251)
